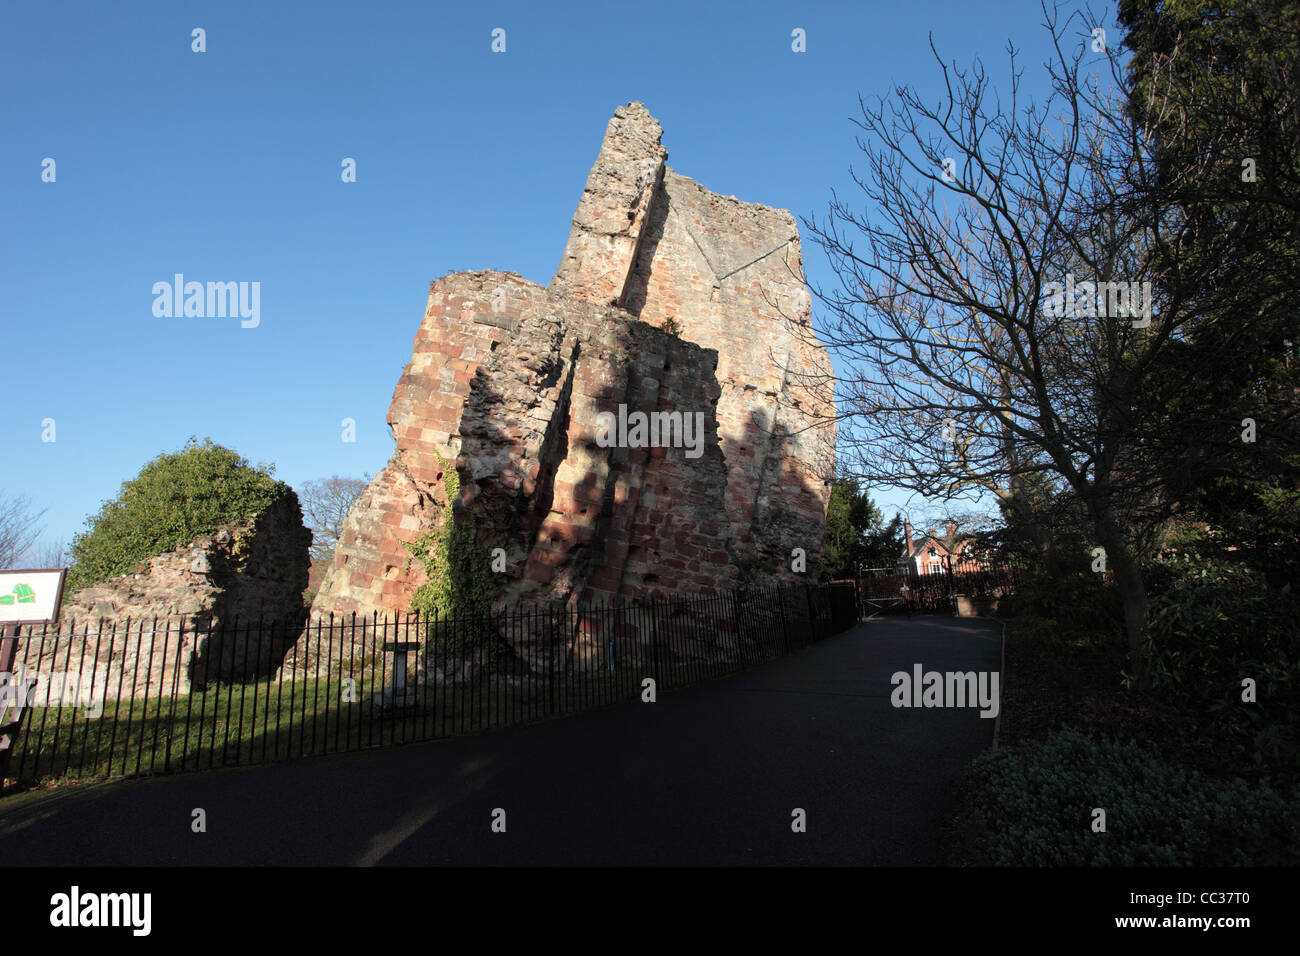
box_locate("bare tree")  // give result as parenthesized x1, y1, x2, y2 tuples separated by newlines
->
(297, 476, 370, 562)
(0, 492, 46, 570)
(23, 536, 67, 569)
(801, 3, 1217, 675)
(917, 510, 997, 539)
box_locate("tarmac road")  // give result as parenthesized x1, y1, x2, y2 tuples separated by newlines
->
(0, 615, 1002, 866)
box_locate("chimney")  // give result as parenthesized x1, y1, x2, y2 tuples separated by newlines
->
(904, 518, 913, 556)
(945, 519, 956, 541)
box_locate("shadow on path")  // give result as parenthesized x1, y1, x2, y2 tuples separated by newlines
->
(0, 616, 1002, 866)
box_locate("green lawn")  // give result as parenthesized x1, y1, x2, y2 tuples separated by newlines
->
(5, 653, 736, 792)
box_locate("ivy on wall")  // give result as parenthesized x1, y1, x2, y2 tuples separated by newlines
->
(403, 449, 501, 620)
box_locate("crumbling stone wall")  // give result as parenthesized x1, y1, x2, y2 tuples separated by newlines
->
(598, 168, 833, 584)
(62, 496, 310, 627)
(310, 102, 834, 622)
(16, 498, 312, 700)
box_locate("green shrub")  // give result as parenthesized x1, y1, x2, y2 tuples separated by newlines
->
(951, 728, 1299, 865)
(67, 437, 292, 591)
(1142, 559, 1299, 771)
(1010, 547, 1124, 646)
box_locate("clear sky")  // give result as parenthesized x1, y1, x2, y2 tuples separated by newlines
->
(2, 0, 1091, 558)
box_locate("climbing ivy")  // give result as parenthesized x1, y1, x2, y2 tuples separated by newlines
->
(230, 529, 254, 572)
(436, 448, 460, 501)
(403, 450, 500, 621)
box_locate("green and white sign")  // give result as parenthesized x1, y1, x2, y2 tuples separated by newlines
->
(0, 569, 67, 626)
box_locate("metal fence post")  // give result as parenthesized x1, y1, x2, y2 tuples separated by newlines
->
(649, 597, 661, 688)
(731, 588, 745, 666)
(0, 622, 22, 788)
(776, 585, 791, 654)
(804, 584, 817, 644)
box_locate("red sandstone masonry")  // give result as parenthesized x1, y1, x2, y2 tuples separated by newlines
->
(311, 102, 834, 626)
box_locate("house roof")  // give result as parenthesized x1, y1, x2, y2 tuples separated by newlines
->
(902, 530, 971, 559)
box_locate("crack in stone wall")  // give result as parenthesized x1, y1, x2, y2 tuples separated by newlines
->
(310, 101, 835, 624)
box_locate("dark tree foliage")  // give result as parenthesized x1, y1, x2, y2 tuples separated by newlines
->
(801, 1, 1299, 680)
(822, 478, 904, 579)
(1118, 0, 1300, 586)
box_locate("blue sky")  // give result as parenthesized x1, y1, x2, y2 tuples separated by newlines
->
(1, 0, 1100, 557)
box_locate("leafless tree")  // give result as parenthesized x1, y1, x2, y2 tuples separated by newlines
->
(916, 510, 997, 539)
(0, 492, 46, 570)
(23, 536, 67, 569)
(800, 3, 1218, 674)
(297, 476, 370, 562)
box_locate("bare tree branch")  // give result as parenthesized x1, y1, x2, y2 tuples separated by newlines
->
(0, 492, 47, 570)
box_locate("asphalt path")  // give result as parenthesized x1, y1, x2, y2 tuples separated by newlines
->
(0, 615, 1002, 866)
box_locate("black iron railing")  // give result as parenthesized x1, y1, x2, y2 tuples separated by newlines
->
(858, 563, 1026, 613)
(1, 581, 858, 793)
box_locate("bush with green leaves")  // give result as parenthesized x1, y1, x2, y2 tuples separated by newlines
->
(67, 438, 293, 591)
(1009, 545, 1125, 647)
(951, 728, 1299, 865)
(820, 478, 903, 580)
(980, 482, 1124, 645)
(1142, 558, 1299, 771)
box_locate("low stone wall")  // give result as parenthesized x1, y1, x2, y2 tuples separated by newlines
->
(10, 496, 312, 702)
(12, 621, 199, 704)
(63, 495, 310, 628)
(953, 594, 1012, 618)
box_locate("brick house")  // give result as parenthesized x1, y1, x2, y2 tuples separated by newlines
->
(899, 519, 986, 575)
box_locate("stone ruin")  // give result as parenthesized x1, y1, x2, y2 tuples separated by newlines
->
(311, 102, 836, 619)
(62, 496, 310, 628)
(14, 497, 311, 702)
(10, 103, 836, 707)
